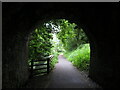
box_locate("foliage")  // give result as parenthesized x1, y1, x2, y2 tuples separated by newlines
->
(49, 19, 89, 51)
(64, 44, 90, 71)
(28, 23, 59, 70)
(28, 19, 90, 72)
(45, 19, 90, 70)
(49, 33, 64, 69)
(56, 19, 76, 51)
(50, 53, 59, 69)
(28, 25, 52, 63)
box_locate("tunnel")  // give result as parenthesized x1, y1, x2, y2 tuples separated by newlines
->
(2, 2, 120, 88)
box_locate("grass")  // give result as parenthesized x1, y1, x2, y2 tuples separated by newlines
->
(50, 53, 59, 69)
(64, 43, 90, 71)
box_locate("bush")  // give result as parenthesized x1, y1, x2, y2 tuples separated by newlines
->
(64, 43, 90, 71)
(50, 53, 59, 69)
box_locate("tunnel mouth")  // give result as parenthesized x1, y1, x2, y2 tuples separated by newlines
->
(3, 3, 119, 88)
(27, 19, 91, 77)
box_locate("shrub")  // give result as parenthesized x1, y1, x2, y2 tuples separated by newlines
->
(64, 43, 90, 71)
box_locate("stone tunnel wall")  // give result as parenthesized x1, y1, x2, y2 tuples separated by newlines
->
(2, 27, 30, 88)
(2, 3, 120, 88)
(4, 39, 29, 88)
(85, 7, 120, 88)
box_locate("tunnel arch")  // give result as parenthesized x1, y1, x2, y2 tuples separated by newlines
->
(3, 3, 119, 88)
(27, 9, 96, 75)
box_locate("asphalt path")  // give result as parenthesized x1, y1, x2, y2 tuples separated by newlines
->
(46, 55, 100, 88)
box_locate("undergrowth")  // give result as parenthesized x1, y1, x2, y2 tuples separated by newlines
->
(50, 53, 59, 69)
(64, 43, 90, 71)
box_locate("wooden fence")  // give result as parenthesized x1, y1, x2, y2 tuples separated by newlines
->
(29, 55, 54, 77)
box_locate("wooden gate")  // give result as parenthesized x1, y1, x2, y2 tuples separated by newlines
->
(29, 55, 54, 77)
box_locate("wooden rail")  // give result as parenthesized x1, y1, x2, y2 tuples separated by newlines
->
(30, 55, 54, 77)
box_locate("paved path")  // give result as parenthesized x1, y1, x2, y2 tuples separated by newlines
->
(46, 55, 100, 88)
(26, 55, 101, 88)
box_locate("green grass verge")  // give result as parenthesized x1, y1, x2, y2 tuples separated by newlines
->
(64, 43, 90, 71)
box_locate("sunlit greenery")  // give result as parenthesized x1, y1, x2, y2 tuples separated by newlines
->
(49, 19, 90, 71)
(28, 19, 90, 72)
(28, 22, 60, 71)
(64, 44, 90, 71)
(49, 19, 89, 51)
(28, 25, 52, 63)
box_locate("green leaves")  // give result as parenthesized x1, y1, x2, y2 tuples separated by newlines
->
(28, 24, 52, 62)
(64, 44, 90, 71)
(51, 19, 89, 51)
(28, 19, 89, 71)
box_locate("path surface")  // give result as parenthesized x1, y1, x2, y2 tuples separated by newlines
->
(26, 55, 101, 88)
(46, 55, 100, 88)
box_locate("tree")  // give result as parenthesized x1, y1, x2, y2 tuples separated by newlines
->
(28, 25, 52, 62)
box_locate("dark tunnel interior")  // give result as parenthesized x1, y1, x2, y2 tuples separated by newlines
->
(2, 2, 120, 88)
